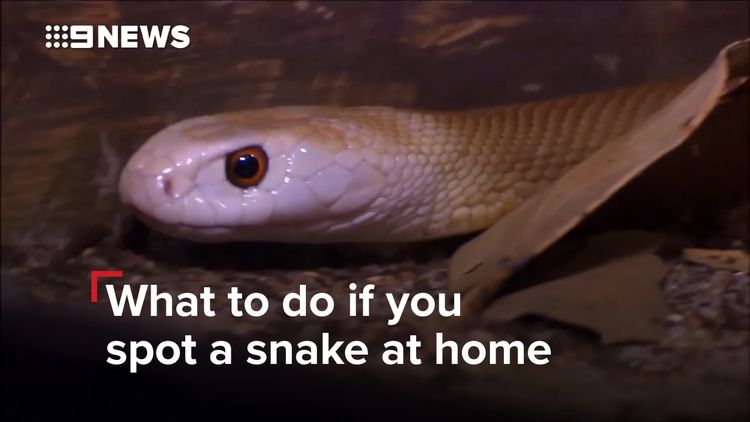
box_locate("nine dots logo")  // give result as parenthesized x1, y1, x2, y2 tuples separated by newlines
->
(45, 25, 70, 49)
(42, 24, 190, 49)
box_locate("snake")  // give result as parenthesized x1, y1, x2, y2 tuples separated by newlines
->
(119, 81, 686, 243)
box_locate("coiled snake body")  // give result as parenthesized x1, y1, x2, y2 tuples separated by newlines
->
(119, 81, 685, 243)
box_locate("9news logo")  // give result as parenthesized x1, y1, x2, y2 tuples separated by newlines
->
(45, 24, 190, 49)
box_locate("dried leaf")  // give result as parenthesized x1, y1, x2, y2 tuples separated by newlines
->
(450, 39, 749, 309)
(484, 232, 669, 344)
(682, 248, 750, 272)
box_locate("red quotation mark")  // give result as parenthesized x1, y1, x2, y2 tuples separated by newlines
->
(90, 270, 123, 303)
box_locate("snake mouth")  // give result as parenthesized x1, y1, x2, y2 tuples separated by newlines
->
(124, 206, 211, 239)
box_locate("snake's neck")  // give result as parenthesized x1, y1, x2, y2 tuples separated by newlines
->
(340, 81, 685, 241)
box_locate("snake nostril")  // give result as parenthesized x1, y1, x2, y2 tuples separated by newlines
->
(163, 177, 173, 198)
(160, 175, 193, 199)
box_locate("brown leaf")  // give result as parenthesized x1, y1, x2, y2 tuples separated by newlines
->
(449, 39, 749, 308)
(484, 232, 669, 344)
(682, 248, 750, 272)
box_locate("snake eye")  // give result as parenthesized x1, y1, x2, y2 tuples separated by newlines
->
(226, 146, 268, 188)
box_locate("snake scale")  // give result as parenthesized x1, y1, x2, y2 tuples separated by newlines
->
(119, 81, 686, 243)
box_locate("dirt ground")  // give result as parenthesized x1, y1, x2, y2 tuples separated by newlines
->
(2, 2, 748, 420)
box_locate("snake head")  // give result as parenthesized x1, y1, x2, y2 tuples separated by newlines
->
(119, 108, 391, 243)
